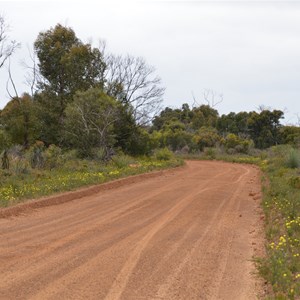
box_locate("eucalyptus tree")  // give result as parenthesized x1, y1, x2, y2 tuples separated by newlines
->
(34, 24, 106, 120)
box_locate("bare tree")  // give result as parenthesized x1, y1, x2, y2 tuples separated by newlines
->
(256, 104, 272, 112)
(0, 15, 19, 70)
(21, 45, 42, 97)
(203, 89, 223, 108)
(105, 54, 165, 124)
(191, 89, 223, 108)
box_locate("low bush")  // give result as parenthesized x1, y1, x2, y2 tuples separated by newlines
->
(285, 149, 300, 169)
(154, 148, 174, 161)
(112, 154, 136, 168)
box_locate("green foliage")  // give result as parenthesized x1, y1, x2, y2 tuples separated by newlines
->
(280, 126, 300, 147)
(33, 24, 106, 146)
(1, 150, 9, 170)
(221, 133, 253, 154)
(0, 94, 39, 148)
(217, 111, 249, 135)
(158, 120, 193, 151)
(191, 105, 219, 129)
(64, 88, 120, 158)
(44, 144, 62, 169)
(124, 128, 155, 156)
(289, 176, 300, 189)
(29, 141, 45, 169)
(0, 129, 11, 152)
(248, 110, 284, 149)
(255, 146, 300, 299)
(34, 24, 105, 101)
(192, 127, 221, 151)
(0, 153, 182, 207)
(154, 148, 174, 161)
(152, 104, 219, 132)
(112, 154, 135, 168)
(285, 149, 300, 169)
(204, 147, 217, 159)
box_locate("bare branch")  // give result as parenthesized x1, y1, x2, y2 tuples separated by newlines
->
(104, 54, 165, 123)
(6, 57, 18, 99)
(256, 104, 272, 112)
(0, 15, 20, 70)
(21, 45, 41, 96)
(203, 89, 223, 108)
(191, 91, 199, 108)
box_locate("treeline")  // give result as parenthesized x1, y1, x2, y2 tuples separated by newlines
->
(150, 104, 300, 154)
(1, 21, 300, 161)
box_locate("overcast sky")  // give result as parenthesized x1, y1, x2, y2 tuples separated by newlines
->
(1, 0, 300, 124)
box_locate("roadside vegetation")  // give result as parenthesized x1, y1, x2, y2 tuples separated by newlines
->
(257, 146, 300, 300)
(1, 17, 300, 299)
(0, 146, 181, 207)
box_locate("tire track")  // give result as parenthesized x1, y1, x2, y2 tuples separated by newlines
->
(0, 161, 263, 300)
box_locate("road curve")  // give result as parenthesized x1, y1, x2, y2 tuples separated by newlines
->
(0, 161, 264, 300)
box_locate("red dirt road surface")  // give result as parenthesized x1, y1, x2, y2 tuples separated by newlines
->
(0, 161, 264, 300)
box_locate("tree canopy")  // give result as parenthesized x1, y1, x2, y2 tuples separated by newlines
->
(0, 21, 298, 159)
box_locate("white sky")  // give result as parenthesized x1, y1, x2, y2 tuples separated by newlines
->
(1, 0, 300, 124)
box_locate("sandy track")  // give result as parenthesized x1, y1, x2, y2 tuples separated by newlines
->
(0, 161, 264, 300)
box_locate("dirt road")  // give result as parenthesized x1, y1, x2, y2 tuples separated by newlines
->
(0, 161, 264, 300)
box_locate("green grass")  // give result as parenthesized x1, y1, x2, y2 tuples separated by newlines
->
(257, 159, 300, 299)
(0, 155, 183, 207)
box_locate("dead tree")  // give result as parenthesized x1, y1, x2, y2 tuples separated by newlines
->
(0, 15, 19, 70)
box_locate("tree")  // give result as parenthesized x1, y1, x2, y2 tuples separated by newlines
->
(160, 120, 193, 151)
(191, 105, 219, 129)
(247, 110, 284, 149)
(34, 24, 106, 120)
(0, 93, 38, 148)
(217, 111, 250, 137)
(0, 15, 19, 70)
(64, 88, 121, 158)
(280, 126, 300, 146)
(105, 54, 165, 124)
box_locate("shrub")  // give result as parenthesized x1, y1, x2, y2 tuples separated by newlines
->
(192, 127, 221, 152)
(285, 149, 300, 169)
(112, 154, 135, 168)
(1, 150, 9, 170)
(222, 133, 253, 154)
(289, 176, 300, 189)
(204, 147, 216, 159)
(44, 145, 62, 169)
(29, 141, 45, 169)
(154, 148, 174, 161)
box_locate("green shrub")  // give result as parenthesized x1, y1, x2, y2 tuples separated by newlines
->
(285, 149, 300, 169)
(1, 150, 9, 170)
(222, 133, 253, 154)
(112, 154, 135, 168)
(289, 176, 300, 189)
(154, 148, 174, 161)
(29, 141, 45, 169)
(45, 144, 62, 169)
(204, 147, 216, 159)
